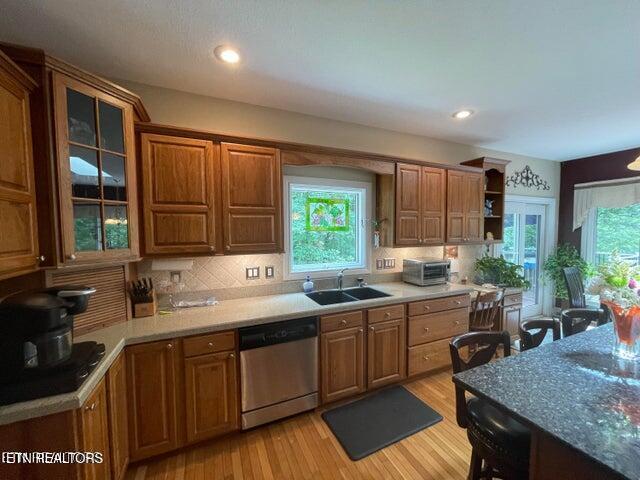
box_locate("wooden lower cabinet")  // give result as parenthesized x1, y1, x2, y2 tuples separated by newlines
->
(321, 325, 365, 403)
(106, 352, 129, 480)
(408, 338, 451, 376)
(367, 318, 406, 389)
(126, 339, 181, 462)
(184, 350, 238, 444)
(77, 378, 111, 480)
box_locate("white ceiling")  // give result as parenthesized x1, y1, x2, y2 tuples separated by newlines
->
(1, 0, 639, 161)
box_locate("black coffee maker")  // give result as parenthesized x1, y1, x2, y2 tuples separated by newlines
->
(0, 285, 105, 405)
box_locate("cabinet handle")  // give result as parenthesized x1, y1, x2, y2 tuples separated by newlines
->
(36, 255, 45, 262)
(229, 353, 235, 359)
(454, 300, 461, 305)
(67, 254, 77, 261)
(369, 326, 375, 331)
(423, 305, 430, 311)
(208, 342, 214, 348)
(85, 402, 96, 411)
(225, 245, 231, 251)
(454, 320, 460, 326)
(384, 312, 391, 318)
(167, 343, 173, 350)
(423, 327, 430, 332)
(422, 356, 430, 361)
(340, 319, 347, 326)
(209, 246, 215, 252)
(358, 328, 363, 332)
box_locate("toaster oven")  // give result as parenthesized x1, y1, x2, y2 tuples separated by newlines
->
(402, 258, 451, 286)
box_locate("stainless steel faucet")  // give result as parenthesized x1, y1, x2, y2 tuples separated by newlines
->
(337, 268, 348, 290)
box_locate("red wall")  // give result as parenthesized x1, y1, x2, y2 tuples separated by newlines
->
(559, 147, 640, 249)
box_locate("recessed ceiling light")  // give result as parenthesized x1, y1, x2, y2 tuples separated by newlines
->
(214, 45, 240, 64)
(452, 109, 473, 119)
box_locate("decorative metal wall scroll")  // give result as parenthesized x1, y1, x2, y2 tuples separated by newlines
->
(505, 165, 551, 191)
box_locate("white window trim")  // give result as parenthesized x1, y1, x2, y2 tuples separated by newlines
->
(283, 175, 372, 281)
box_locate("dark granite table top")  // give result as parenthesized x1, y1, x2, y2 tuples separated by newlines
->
(453, 324, 640, 480)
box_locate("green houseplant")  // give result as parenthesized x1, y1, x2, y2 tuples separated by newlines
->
(474, 255, 531, 289)
(542, 243, 592, 302)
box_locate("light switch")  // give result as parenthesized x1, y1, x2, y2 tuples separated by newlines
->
(265, 265, 274, 278)
(383, 258, 395, 269)
(245, 267, 260, 280)
(376, 259, 384, 270)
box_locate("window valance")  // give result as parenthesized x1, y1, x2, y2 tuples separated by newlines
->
(573, 177, 640, 230)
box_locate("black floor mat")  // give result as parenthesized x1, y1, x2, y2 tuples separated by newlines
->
(321, 385, 443, 460)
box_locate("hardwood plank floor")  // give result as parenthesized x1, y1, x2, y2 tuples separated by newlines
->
(125, 370, 471, 480)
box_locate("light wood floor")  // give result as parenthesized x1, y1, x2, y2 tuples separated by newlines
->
(125, 370, 471, 480)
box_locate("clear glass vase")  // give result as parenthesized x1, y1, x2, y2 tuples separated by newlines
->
(603, 302, 640, 360)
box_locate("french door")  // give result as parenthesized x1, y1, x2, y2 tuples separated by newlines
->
(500, 201, 546, 318)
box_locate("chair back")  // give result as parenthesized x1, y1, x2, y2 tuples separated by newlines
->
(561, 309, 591, 336)
(562, 267, 586, 308)
(449, 331, 511, 428)
(469, 289, 505, 331)
(519, 318, 561, 351)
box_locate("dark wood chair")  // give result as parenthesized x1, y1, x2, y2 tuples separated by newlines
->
(469, 289, 506, 332)
(450, 331, 530, 480)
(561, 267, 605, 336)
(519, 318, 561, 351)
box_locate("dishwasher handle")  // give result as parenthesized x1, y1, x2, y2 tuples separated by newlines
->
(238, 316, 318, 350)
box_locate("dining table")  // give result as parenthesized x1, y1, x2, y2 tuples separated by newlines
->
(453, 323, 640, 480)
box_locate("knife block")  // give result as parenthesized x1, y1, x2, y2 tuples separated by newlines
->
(132, 293, 157, 318)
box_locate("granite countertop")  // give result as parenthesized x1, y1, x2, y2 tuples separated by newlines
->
(453, 324, 640, 480)
(0, 281, 473, 426)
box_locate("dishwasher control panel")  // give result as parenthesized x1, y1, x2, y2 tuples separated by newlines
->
(239, 316, 318, 350)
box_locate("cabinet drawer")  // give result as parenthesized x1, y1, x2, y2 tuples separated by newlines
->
(408, 308, 468, 346)
(183, 331, 235, 357)
(504, 293, 523, 307)
(408, 294, 470, 317)
(408, 339, 451, 376)
(367, 304, 405, 324)
(321, 311, 363, 333)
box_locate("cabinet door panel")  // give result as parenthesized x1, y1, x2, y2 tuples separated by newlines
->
(106, 352, 129, 480)
(140, 134, 219, 254)
(78, 379, 111, 480)
(321, 327, 365, 403)
(184, 351, 238, 444)
(420, 167, 445, 244)
(367, 318, 406, 389)
(221, 143, 282, 253)
(446, 171, 465, 242)
(464, 173, 484, 241)
(395, 163, 421, 245)
(126, 340, 179, 462)
(0, 58, 39, 279)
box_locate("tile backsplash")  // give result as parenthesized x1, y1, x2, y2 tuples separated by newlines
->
(138, 244, 487, 302)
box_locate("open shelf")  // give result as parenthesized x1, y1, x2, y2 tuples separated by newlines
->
(484, 190, 503, 195)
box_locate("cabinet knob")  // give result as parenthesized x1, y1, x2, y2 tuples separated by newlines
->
(423, 327, 430, 332)
(36, 255, 45, 262)
(225, 245, 231, 251)
(369, 326, 375, 331)
(229, 353, 235, 359)
(67, 254, 77, 261)
(167, 343, 173, 350)
(384, 312, 391, 318)
(340, 319, 347, 325)
(455, 301, 461, 305)
(422, 356, 430, 361)
(358, 328, 363, 332)
(209, 246, 215, 252)
(85, 402, 96, 411)
(423, 305, 430, 311)
(454, 320, 460, 325)
(208, 342, 214, 347)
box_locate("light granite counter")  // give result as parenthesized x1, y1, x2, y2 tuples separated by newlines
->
(0, 281, 473, 426)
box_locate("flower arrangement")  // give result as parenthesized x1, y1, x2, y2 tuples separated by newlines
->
(586, 252, 640, 360)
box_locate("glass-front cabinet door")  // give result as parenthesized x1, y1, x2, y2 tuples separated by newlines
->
(53, 73, 138, 264)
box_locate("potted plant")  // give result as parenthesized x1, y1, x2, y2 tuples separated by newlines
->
(474, 255, 531, 289)
(586, 253, 640, 360)
(542, 243, 592, 307)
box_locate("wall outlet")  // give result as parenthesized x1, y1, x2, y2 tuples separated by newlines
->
(383, 258, 395, 269)
(169, 271, 181, 283)
(376, 259, 385, 270)
(245, 267, 260, 280)
(265, 265, 274, 278)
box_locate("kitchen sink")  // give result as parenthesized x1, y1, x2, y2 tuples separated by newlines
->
(343, 287, 391, 300)
(305, 287, 391, 305)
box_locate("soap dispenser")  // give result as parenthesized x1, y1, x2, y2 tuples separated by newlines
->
(303, 275, 314, 293)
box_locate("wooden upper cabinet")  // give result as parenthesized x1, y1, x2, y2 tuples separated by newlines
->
(395, 163, 445, 246)
(184, 350, 238, 444)
(367, 317, 406, 389)
(220, 143, 282, 253)
(420, 166, 446, 244)
(106, 352, 129, 480)
(395, 163, 421, 245)
(0, 51, 39, 280)
(447, 170, 484, 243)
(140, 133, 220, 255)
(126, 339, 180, 462)
(77, 378, 111, 480)
(52, 72, 139, 265)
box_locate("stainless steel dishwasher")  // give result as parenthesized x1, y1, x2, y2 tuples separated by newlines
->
(239, 316, 318, 429)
